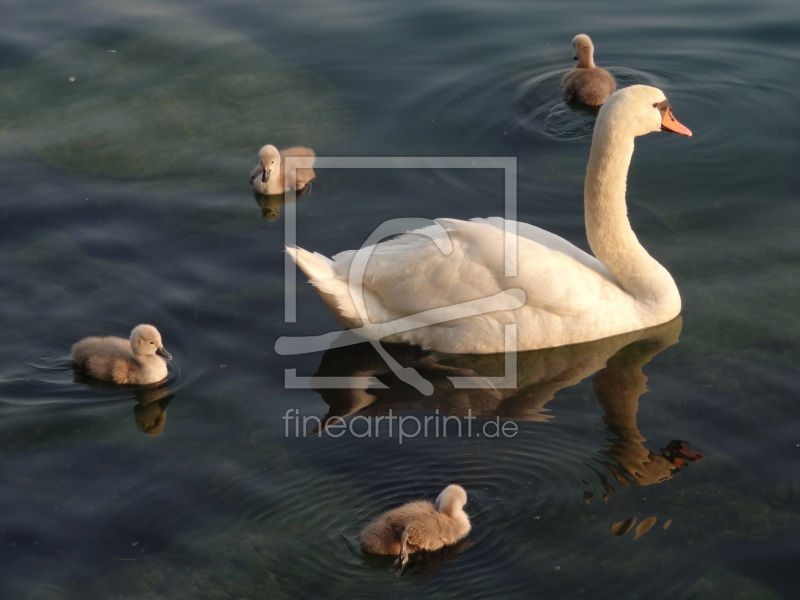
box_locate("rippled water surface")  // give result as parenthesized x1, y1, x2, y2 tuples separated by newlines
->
(1, 0, 799, 598)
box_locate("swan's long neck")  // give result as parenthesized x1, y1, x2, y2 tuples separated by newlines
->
(584, 122, 679, 308)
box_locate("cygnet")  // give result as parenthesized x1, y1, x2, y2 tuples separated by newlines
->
(561, 33, 617, 106)
(249, 144, 316, 196)
(71, 324, 172, 385)
(360, 484, 471, 573)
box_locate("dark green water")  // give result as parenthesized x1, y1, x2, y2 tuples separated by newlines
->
(1, 0, 799, 598)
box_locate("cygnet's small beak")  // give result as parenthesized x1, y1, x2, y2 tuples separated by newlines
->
(261, 167, 270, 184)
(157, 347, 173, 361)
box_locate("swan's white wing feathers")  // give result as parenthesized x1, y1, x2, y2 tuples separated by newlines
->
(327, 218, 625, 323)
(474, 217, 612, 278)
(288, 218, 647, 352)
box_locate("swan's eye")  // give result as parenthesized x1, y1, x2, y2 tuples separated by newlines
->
(655, 99, 670, 112)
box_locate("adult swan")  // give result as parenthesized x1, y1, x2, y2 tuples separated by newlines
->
(287, 85, 692, 354)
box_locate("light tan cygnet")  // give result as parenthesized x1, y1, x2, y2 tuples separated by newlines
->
(360, 484, 471, 573)
(70, 324, 172, 385)
(249, 144, 316, 196)
(561, 33, 617, 106)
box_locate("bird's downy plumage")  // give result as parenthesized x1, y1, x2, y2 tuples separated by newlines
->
(249, 144, 316, 196)
(360, 484, 471, 573)
(71, 324, 172, 385)
(562, 33, 617, 107)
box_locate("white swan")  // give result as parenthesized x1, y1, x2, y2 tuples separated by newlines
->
(360, 484, 471, 572)
(288, 85, 692, 354)
(561, 33, 617, 107)
(249, 144, 316, 196)
(71, 324, 172, 385)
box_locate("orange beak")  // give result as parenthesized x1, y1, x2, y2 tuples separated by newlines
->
(661, 107, 692, 137)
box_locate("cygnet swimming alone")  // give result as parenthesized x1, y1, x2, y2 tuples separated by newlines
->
(360, 484, 471, 573)
(249, 144, 316, 196)
(561, 33, 617, 107)
(70, 324, 172, 385)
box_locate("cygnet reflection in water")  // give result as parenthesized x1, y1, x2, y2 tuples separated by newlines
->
(71, 371, 175, 437)
(311, 317, 702, 490)
(132, 387, 174, 437)
(252, 189, 302, 222)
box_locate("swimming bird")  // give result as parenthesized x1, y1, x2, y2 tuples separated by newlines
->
(287, 85, 692, 354)
(360, 484, 471, 573)
(561, 33, 617, 106)
(70, 324, 172, 385)
(249, 144, 316, 196)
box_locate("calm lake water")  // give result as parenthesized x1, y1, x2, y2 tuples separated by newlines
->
(1, 0, 799, 597)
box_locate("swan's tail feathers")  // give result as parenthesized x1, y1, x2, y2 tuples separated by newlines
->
(285, 246, 362, 326)
(286, 246, 335, 281)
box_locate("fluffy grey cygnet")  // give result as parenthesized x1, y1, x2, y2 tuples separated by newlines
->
(360, 484, 471, 573)
(561, 33, 617, 106)
(70, 324, 172, 385)
(249, 144, 316, 196)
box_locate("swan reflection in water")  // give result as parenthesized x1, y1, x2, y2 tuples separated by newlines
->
(310, 316, 703, 495)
